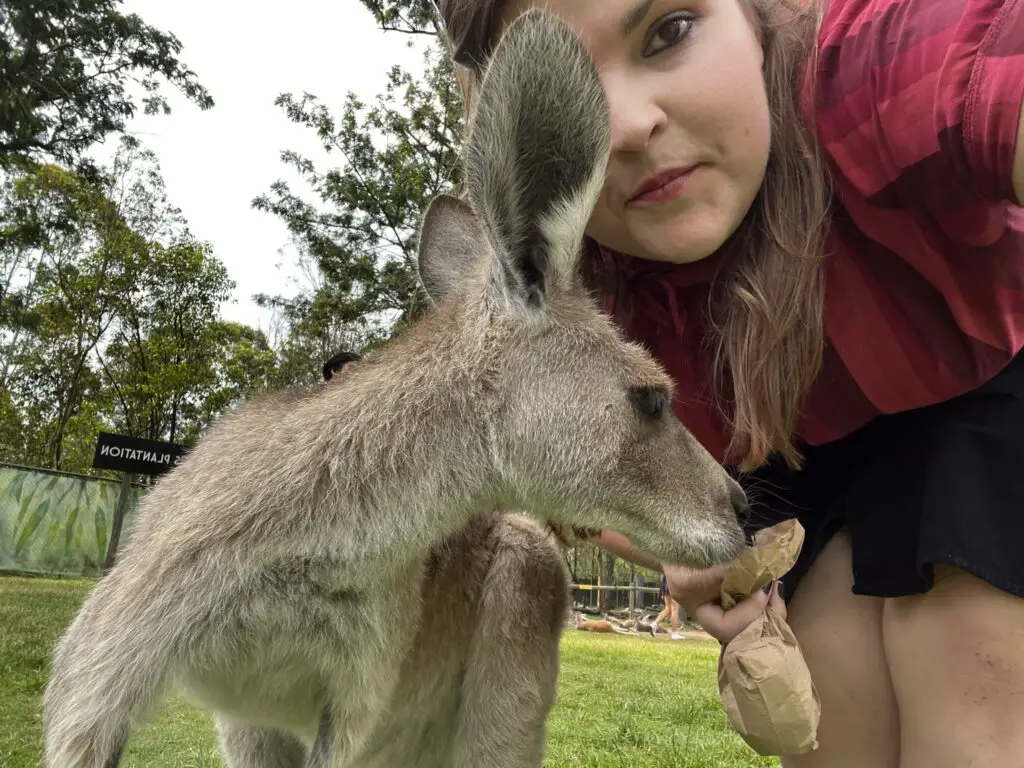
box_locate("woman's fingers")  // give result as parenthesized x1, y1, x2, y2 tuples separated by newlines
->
(663, 562, 730, 615)
(693, 586, 772, 645)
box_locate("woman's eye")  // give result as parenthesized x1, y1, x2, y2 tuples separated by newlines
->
(642, 12, 695, 58)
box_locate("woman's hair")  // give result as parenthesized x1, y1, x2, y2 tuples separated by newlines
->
(435, 0, 832, 471)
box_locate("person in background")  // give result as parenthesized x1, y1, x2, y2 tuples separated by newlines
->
(654, 572, 685, 640)
(322, 350, 363, 382)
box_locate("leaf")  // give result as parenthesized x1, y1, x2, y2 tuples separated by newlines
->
(14, 499, 49, 556)
(64, 503, 81, 559)
(7, 471, 27, 505)
(16, 476, 62, 535)
(94, 503, 108, 559)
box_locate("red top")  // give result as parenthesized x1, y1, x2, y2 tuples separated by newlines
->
(598, 0, 1024, 466)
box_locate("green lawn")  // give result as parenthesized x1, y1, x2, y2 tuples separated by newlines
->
(0, 576, 778, 767)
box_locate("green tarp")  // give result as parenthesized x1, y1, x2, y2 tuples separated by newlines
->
(0, 464, 144, 577)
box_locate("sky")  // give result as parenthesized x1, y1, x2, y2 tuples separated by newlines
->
(95, 0, 430, 333)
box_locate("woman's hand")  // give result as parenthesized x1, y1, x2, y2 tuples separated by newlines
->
(663, 562, 785, 645)
(590, 529, 664, 572)
(586, 528, 786, 644)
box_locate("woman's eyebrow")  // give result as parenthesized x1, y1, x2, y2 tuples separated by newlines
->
(621, 0, 656, 36)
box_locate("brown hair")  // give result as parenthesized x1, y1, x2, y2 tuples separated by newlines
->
(436, 0, 831, 471)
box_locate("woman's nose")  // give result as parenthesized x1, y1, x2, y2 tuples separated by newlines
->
(603, 74, 666, 154)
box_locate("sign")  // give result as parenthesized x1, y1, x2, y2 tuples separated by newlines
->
(92, 432, 189, 477)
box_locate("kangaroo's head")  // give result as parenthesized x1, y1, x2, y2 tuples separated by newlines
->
(417, 10, 746, 568)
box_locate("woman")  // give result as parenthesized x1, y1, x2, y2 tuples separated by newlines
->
(435, 0, 1024, 766)
(655, 572, 686, 639)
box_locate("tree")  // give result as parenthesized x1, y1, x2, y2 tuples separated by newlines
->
(597, 550, 617, 611)
(255, 246, 382, 388)
(358, 0, 442, 36)
(0, 0, 214, 171)
(190, 321, 278, 432)
(0, 163, 146, 468)
(100, 135, 191, 244)
(0, 139, 275, 471)
(98, 239, 235, 444)
(74, 140, 276, 448)
(252, 2, 463, 373)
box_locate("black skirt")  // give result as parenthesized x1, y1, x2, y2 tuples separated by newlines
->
(740, 349, 1024, 601)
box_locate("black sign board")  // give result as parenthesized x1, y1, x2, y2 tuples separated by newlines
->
(92, 432, 189, 477)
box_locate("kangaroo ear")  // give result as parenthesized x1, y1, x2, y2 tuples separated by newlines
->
(417, 194, 489, 305)
(463, 10, 611, 312)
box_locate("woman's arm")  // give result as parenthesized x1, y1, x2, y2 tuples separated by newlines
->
(814, 0, 1024, 208)
(591, 529, 664, 572)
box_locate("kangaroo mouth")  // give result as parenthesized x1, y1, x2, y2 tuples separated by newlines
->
(546, 522, 601, 548)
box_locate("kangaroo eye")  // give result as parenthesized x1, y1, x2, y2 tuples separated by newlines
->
(630, 386, 669, 419)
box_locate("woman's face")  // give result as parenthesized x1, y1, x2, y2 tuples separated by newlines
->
(498, 0, 771, 264)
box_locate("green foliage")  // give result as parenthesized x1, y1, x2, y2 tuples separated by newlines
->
(0, 0, 214, 172)
(0, 467, 142, 576)
(0, 161, 147, 468)
(359, 0, 441, 36)
(99, 239, 236, 444)
(0, 139, 277, 472)
(1, 0, 468, 469)
(254, 6, 463, 375)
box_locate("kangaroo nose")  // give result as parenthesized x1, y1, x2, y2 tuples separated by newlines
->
(729, 482, 751, 526)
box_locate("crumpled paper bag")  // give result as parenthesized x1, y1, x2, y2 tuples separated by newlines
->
(717, 519, 821, 756)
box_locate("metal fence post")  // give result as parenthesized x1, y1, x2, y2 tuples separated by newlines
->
(102, 472, 135, 574)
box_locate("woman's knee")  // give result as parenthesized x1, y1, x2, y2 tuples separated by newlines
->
(883, 565, 1024, 768)
(781, 530, 900, 768)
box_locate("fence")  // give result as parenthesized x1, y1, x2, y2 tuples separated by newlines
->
(572, 579, 664, 613)
(1, 462, 671, 596)
(0, 462, 145, 578)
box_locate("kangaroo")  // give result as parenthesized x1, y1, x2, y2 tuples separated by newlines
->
(41, 9, 748, 768)
(204, 507, 573, 768)
(215, 349, 565, 768)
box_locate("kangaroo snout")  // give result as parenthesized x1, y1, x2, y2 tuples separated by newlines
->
(634, 444, 750, 569)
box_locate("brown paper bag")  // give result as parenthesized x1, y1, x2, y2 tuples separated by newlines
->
(720, 518, 805, 609)
(717, 519, 821, 756)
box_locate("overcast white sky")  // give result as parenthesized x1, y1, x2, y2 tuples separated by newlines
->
(94, 0, 429, 333)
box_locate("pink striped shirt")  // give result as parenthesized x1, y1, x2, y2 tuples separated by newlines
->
(598, 0, 1024, 464)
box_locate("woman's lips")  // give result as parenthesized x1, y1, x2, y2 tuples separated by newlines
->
(628, 165, 701, 206)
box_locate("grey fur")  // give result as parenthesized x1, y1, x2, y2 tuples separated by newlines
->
(41, 10, 746, 768)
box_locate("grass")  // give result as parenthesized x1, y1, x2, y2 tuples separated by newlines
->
(0, 576, 779, 767)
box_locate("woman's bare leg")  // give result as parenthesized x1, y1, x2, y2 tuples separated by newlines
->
(781, 529, 900, 768)
(883, 564, 1024, 768)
